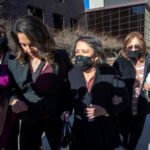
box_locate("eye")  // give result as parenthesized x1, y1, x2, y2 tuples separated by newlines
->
(134, 44, 141, 49)
(127, 45, 133, 50)
(20, 43, 27, 47)
(75, 49, 79, 54)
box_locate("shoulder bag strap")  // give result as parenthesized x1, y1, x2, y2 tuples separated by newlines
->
(32, 60, 45, 82)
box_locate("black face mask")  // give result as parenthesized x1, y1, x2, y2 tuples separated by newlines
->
(126, 49, 142, 59)
(0, 35, 7, 49)
(75, 55, 93, 72)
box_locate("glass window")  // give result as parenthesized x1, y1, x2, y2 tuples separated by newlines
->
(27, 6, 43, 20)
(86, 4, 146, 38)
(53, 13, 64, 29)
(132, 6, 140, 14)
(71, 18, 78, 29)
(140, 5, 145, 14)
(57, 0, 64, 3)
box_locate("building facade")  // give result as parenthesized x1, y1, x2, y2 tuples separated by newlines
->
(3, 0, 86, 29)
(84, 0, 104, 9)
(104, 0, 147, 6)
(85, 0, 150, 49)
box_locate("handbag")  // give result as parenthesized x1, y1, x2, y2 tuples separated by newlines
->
(60, 120, 72, 148)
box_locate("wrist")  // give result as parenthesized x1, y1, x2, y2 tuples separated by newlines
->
(9, 98, 19, 105)
(103, 109, 110, 117)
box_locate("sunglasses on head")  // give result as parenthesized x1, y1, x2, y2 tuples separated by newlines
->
(127, 44, 141, 50)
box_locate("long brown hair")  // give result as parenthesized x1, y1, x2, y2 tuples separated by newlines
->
(120, 32, 147, 61)
(10, 15, 55, 65)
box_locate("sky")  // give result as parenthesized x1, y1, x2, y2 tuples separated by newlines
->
(84, 0, 89, 10)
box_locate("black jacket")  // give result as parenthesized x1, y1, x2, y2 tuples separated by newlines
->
(68, 64, 129, 120)
(7, 50, 71, 123)
(68, 64, 129, 150)
(113, 54, 150, 115)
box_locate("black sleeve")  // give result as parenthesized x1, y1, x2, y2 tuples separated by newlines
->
(113, 59, 123, 77)
(63, 77, 73, 114)
(6, 51, 22, 103)
(61, 50, 73, 114)
(105, 72, 130, 116)
(54, 49, 73, 114)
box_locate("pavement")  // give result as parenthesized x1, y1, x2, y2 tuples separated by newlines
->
(42, 114, 150, 150)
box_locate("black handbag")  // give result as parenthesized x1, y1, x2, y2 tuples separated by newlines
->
(60, 120, 72, 148)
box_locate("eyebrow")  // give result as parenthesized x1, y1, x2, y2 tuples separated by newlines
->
(76, 49, 89, 51)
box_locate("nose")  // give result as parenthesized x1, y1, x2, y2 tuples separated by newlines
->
(131, 48, 137, 51)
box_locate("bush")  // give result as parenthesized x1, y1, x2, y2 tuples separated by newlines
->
(53, 28, 123, 59)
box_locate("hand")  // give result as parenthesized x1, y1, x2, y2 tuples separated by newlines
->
(144, 83, 150, 91)
(10, 99, 28, 113)
(85, 104, 107, 119)
(112, 95, 123, 105)
(61, 111, 70, 122)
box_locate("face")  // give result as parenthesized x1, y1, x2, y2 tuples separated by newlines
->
(17, 33, 38, 58)
(75, 40, 98, 62)
(126, 37, 142, 51)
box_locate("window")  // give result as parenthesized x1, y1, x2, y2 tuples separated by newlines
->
(27, 6, 43, 20)
(86, 4, 146, 38)
(53, 13, 64, 30)
(57, 0, 64, 3)
(71, 18, 78, 29)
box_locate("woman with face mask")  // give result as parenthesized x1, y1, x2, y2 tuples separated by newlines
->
(113, 32, 149, 150)
(64, 35, 129, 150)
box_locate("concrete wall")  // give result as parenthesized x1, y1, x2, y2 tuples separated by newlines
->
(89, 0, 104, 9)
(4, 0, 87, 29)
(104, 0, 145, 6)
(144, 7, 150, 50)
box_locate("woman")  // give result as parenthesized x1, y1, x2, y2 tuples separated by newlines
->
(66, 35, 129, 150)
(0, 24, 19, 150)
(8, 15, 70, 150)
(113, 32, 149, 150)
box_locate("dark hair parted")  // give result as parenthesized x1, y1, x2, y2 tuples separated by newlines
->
(10, 15, 55, 64)
(73, 35, 106, 66)
(120, 32, 147, 61)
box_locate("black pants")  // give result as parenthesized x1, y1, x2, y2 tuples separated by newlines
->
(71, 118, 115, 150)
(4, 120, 19, 150)
(19, 118, 62, 150)
(119, 112, 146, 150)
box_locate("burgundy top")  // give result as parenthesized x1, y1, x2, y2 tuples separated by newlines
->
(30, 64, 53, 119)
(30, 64, 53, 94)
(85, 75, 95, 93)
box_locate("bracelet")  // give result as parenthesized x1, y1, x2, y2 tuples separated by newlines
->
(104, 113, 110, 117)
